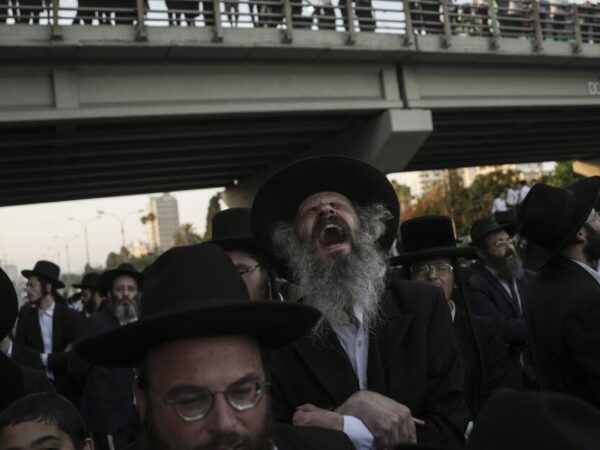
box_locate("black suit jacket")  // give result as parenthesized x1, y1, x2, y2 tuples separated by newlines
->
(272, 423, 354, 450)
(11, 342, 45, 370)
(454, 308, 509, 417)
(525, 256, 600, 408)
(15, 301, 81, 397)
(69, 309, 138, 436)
(267, 280, 469, 448)
(467, 264, 535, 389)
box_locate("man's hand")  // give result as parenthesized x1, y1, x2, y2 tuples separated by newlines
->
(336, 391, 419, 448)
(64, 343, 74, 352)
(293, 404, 343, 431)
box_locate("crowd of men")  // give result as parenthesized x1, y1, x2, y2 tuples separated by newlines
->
(1, 154, 600, 450)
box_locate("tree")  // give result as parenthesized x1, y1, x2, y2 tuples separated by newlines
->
(105, 248, 159, 272)
(391, 180, 415, 224)
(203, 193, 222, 241)
(539, 161, 583, 187)
(174, 223, 203, 246)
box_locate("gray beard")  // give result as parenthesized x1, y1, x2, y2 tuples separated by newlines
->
(485, 251, 524, 280)
(111, 298, 140, 326)
(272, 203, 390, 341)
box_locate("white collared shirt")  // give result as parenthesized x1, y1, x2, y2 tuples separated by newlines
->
(330, 304, 375, 450)
(38, 301, 55, 378)
(570, 259, 600, 287)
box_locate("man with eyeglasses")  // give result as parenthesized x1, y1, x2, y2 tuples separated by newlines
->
(391, 216, 509, 418)
(468, 217, 536, 391)
(517, 177, 600, 408)
(251, 156, 469, 449)
(75, 243, 353, 450)
(15, 261, 81, 400)
(68, 263, 144, 450)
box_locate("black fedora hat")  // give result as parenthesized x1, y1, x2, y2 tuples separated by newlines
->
(97, 263, 144, 296)
(466, 389, 600, 450)
(75, 243, 320, 367)
(469, 217, 516, 247)
(210, 208, 255, 252)
(390, 216, 476, 266)
(21, 260, 64, 289)
(0, 267, 18, 340)
(73, 272, 100, 290)
(516, 177, 600, 271)
(252, 155, 400, 278)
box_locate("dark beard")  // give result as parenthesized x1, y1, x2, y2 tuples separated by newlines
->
(485, 248, 524, 280)
(583, 223, 600, 263)
(142, 408, 273, 450)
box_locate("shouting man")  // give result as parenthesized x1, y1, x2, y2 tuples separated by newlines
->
(252, 155, 468, 449)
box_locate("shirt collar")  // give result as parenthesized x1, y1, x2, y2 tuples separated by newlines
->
(449, 300, 456, 322)
(39, 300, 55, 316)
(570, 258, 600, 287)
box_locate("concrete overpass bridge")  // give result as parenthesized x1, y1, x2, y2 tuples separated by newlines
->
(1, 0, 600, 207)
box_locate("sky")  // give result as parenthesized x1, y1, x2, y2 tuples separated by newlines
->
(0, 173, 418, 276)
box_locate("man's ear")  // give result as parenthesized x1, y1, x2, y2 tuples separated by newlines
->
(133, 379, 148, 423)
(83, 437, 95, 450)
(574, 227, 587, 244)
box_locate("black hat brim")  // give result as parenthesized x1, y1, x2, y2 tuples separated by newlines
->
(210, 237, 256, 253)
(75, 300, 320, 367)
(97, 269, 144, 296)
(471, 222, 516, 246)
(390, 246, 478, 267)
(252, 155, 400, 279)
(0, 269, 18, 340)
(523, 177, 600, 271)
(20, 270, 65, 289)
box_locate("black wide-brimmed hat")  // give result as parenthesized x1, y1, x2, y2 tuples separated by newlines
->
(516, 176, 600, 271)
(75, 243, 320, 367)
(210, 208, 255, 252)
(0, 267, 18, 340)
(390, 216, 476, 266)
(96, 263, 144, 296)
(252, 155, 400, 278)
(21, 260, 64, 289)
(469, 217, 516, 247)
(466, 389, 600, 450)
(73, 272, 100, 290)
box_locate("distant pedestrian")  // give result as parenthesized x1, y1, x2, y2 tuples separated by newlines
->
(505, 184, 519, 211)
(491, 191, 508, 221)
(517, 180, 530, 205)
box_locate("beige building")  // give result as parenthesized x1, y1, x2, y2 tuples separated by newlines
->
(146, 193, 180, 252)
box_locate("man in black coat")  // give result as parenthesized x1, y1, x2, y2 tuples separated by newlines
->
(251, 156, 469, 449)
(15, 260, 81, 399)
(69, 264, 144, 450)
(517, 177, 600, 408)
(467, 218, 536, 390)
(391, 215, 509, 418)
(75, 244, 353, 450)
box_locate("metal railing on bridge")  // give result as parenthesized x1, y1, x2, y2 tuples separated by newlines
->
(1, 0, 600, 50)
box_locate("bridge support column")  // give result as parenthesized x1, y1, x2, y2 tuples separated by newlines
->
(222, 108, 433, 207)
(573, 160, 600, 177)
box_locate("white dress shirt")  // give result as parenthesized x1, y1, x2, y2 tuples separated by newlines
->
(491, 198, 507, 213)
(330, 304, 375, 450)
(506, 188, 519, 208)
(518, 185, 530, 204)
(38, 301, 55, 378)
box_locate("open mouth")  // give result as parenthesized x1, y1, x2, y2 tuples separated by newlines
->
(319, 223, 348, 247)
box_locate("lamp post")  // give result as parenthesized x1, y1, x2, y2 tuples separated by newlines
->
(68, 216, 100, 269)
(54, 235, 79, 280)
(97, 209, 144, 257)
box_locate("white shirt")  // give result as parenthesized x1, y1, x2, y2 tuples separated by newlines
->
(38, 301, 55, 378)
(506, 188, 519, 207)
(491, 198, 507, 213)
(518, 185, 530, 204)
(571, 259, 600, 287)
(330, 304, 375, 450)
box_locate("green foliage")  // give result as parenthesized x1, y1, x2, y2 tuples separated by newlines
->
(174, 223, 203, 246)
(203, 193, 222, 241)
(105, 247, 159, 272)
(539, 161, 583, 187)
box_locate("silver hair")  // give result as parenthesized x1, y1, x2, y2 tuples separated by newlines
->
(271, 203, 392, 341)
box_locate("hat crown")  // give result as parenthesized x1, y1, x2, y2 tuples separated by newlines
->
(470, 217, 514, 245)
(400, 216, 458, 253)
(517, 184, 577, 247)
(212, 208, 252, 241)
(81, 272, 99, 287)
(141, 243, 250, 318)
(30, 260, 60, 280)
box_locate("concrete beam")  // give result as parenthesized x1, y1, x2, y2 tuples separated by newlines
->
(222, 108, 433, 207)
(573, 159, 600, 177)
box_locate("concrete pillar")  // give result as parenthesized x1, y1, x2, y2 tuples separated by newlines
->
(573, 160, 600, 177)
(222, 108, 433, 207)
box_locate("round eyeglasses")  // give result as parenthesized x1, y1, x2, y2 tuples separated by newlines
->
(148, 379, 269, 422)
(411, 262, 454, 276)
(236, 263, 261, 275)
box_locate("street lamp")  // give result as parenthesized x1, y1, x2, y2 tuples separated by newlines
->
(54, 235, 79, 279)
(68, 216, 100, 269)
(97, 209, 144, 252)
